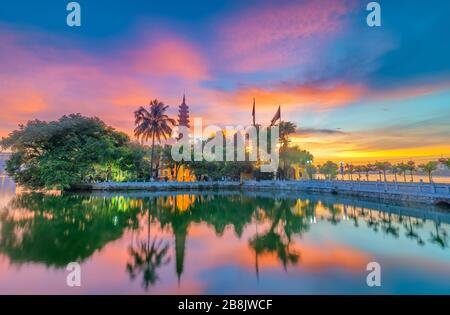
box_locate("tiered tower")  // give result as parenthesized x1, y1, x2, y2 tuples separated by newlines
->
(178, 94, 190, 128)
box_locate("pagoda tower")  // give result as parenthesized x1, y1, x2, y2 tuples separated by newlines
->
(178, 94, 190, 128)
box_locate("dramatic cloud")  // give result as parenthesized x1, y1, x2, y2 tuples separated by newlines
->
(129, 37, 210, 80)
(210, 82, 366, 116)
(295, 128, 346, 135)
(0, 28, 207, 136)
(218, 0, 356, 72)
(1, 0, 450, 162)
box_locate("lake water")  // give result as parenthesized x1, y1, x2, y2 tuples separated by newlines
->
(0, 176, 450, 294)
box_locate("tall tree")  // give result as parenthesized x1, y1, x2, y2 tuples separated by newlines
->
(375, 161, 391, 182)
(277, 121, 297, 179)
(407, 160, 416, 182)
(361, 164, 373, 181)
(397, 162, 410, 182)
(440, 158, 450, 170)
(134, 100, 176, 179)
(419, 161, 438, 183)
(319, 161, 339, 180)
(278, 121, 297, 149)
(345, 163, 355, 181)
(0, 114, 137, 189)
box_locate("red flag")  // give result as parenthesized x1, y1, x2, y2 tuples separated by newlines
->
(270, 106, 281, 126)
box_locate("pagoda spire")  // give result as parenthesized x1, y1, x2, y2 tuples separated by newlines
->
(178, 94, 190, 128)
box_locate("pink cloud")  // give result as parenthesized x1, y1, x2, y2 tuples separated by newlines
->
(0, 27, 208, 139)
(129, 37, 210, 80)
(219, 0, 356, 72)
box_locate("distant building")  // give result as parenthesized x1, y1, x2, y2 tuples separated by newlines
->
(178, 94, 190, 128)
(158, 95, 195, 182)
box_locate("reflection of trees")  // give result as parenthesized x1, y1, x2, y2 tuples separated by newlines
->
(348, 205, 359, 227)
(1, 191, 449, 288)
(0, 193, 142, 267)
(379, 212, 399, 238)
(126, 206, 170, 290)
(367, 209, 380, 232)
(250, 230, 299, 270)
(150, 194, 259, 282)
(324, 202, 342, 225)
(249, 199, 315, 270)
(404, 217, 425, 246)
(429, 222, 448, 249)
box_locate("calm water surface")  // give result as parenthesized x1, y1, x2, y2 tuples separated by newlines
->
(0, 176, 450, 294)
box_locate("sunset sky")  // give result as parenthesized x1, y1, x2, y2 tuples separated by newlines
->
(1, 0, 449, 163)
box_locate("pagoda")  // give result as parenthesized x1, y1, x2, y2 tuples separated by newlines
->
(178, 94, 190, 128)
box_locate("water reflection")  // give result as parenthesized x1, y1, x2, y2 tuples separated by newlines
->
(0, 190, 449, 293)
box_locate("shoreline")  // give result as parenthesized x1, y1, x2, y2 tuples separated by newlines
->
(70, 180, 450, 207)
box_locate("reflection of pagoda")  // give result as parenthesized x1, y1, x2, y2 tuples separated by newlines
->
(178, 94, 190, 128)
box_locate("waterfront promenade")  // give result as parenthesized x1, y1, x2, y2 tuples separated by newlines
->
(74, 180, 450, 206)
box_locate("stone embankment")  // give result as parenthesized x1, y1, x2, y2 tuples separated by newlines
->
(72, 180, 450, 206)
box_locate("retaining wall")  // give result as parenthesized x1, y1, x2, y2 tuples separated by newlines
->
(72, 180, 450, 205)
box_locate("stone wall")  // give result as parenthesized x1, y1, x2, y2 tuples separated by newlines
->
(242, 180, 450, 205)
(75, 179, 450, 206)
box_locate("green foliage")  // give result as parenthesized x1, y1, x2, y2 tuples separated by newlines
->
(319, 161, 339, 180)
(134, 99, 176, 179)
(374, 161, 392, 181)
(0, 114, 148, 190)
(278, 121, 297, 149)
(0, 193, 143, 267)
(396, 162, 410, 182)
(280, 146, 313, 166)
(419, 161, 438, 183)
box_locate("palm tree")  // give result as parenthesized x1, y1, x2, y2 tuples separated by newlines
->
(126, 201, 171, 290)
(397, 162, 409, 182)
(354, 165, 362, 181)
(429, 222, 448, 249)
(375, 161, 391, 182)
(278, 121, 297, 149)
(345, 163, 355, 181)
(362, 164, 373, 181)
(439, 158, 450, 170)
(407, 160, 416, 182)
(419, 161, 438, 183)
(391, 164, 399, 182)
(134, 100, 176, 179)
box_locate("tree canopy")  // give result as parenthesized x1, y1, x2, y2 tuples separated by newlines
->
(0, 114, 147, 190)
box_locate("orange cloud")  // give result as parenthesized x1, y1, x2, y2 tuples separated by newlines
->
(186, 224, 371, 274)
(130, 38, 210, 80)
(0, 89, 48, 115)
(209, 83, 365, 117)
